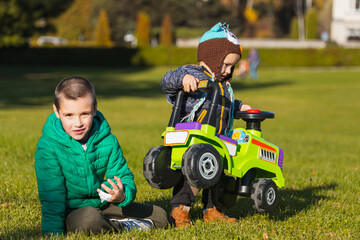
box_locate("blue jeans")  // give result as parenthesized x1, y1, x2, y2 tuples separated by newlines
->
(250, 61, 259, 79)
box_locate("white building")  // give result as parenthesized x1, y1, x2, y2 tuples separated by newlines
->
(331, 0, 360, 46)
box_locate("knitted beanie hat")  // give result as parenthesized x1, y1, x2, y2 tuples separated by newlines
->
(197, 22, 242, 75)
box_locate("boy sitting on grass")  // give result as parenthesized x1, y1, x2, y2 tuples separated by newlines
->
(161, 22, 251, 227)
(35, 77, 168, 235)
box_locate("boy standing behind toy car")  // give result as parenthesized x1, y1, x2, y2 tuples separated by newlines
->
(35, 77, 168, 235)
(160, 23, 251, 227)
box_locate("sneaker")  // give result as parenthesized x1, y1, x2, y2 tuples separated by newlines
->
(109, 218, 154, 231)
(170, 205, 192, 228)
(203, 207, 236, 223)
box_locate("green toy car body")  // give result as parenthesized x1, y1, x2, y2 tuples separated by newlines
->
(144, 80, 285, 213)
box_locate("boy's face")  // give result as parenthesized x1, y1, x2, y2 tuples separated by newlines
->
(219, 53, 241, 81)
(53, 93, 96, 142)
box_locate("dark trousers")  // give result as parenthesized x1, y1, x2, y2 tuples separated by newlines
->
(66, 202, 168, 234)
(170, 176, 214, 210)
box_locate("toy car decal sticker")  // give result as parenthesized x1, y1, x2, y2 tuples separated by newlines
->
(231, 129, 249, 143)
(251, 139, 276, 152)
(164, 130, 189, 145)
(258, 148, 276, 163)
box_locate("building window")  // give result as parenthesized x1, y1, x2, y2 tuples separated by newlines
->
(350, 0, 360, 12)
(348, 28, 360, 41)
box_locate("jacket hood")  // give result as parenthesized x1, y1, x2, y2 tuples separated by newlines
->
(42, 110, 111, 148)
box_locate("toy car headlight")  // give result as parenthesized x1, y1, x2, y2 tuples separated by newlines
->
(164, 131, 189, 145)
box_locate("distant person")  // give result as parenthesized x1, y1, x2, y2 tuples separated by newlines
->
(161, 22, 251, 228)
(35, 77, 168, 236)
(321, 31, 329, 42)
(248, 48, 260, 80)
(236, 59, 250, 78)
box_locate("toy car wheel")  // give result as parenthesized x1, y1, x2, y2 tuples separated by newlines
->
(211, 175, 238, 210)
(251, 178, 278, 213)
(143, 145, 181, 189)
(182, 143, 223, 189)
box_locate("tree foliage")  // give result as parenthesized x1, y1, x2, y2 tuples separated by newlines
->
(54, 0, 94, 41)
(105, 0, 232, 44)
(305, 7, 318, 39)
(289, 16, 298, 39)
(317, 0, 332, 35)
(244, 7, 258, 23)
(0, 0, 72, 48)
(136, 11, 150, 47)
(160, 14, 172, 46)
(94, 9, 112, 47)
(1, 0, 334, 48)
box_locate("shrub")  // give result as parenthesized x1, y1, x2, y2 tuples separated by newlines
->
(305, 7, 318, 39)
(136, 11, 151, 47)
(94, 9, 113, 47)
(160, 14, 172, 46)
(2, 46, 360, 67)
(290, 17, 298, 39)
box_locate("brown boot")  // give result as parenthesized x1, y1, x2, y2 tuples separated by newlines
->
(203, 207, 236, 223)
(171, 205, 192, 228)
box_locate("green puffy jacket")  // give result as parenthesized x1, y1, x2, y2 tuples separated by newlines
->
(35, 111, 136, 235)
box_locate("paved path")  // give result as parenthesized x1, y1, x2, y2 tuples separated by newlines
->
(176, 38, 327, 48)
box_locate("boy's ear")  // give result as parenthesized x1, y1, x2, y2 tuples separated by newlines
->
(53, 104, 60, 118)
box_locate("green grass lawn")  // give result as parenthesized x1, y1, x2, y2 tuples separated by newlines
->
(0, 65, 359, 239)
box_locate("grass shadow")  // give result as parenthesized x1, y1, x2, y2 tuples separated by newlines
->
(0, 66, 161, 109)
(161, 182, 337, 222)
(271, 183, 337, 221)
(0, 66, 294, 109)
(143, 196, 173, 213)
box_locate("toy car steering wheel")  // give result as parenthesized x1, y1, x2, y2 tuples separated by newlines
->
(235, 109, 274, 131)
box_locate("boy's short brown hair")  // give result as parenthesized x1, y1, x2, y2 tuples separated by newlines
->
(54, 76, 97, 111)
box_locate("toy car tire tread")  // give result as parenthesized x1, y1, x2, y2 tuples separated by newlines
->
(211, 174, 238, 210)
(182, 143, 223, 189)
(143, 145, 181, 189)
(251, 178, 278, 213)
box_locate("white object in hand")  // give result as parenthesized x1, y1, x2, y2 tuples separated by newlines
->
(98, 190, 112, 203)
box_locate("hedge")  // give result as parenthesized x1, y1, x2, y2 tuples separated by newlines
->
(1, 46, 360, 67)
(0, 47, 138, 66)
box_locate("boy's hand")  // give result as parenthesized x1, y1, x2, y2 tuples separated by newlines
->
(240, 104, 251, 111)
(182, 74, 199, 92)
(97, 176, 126, 203)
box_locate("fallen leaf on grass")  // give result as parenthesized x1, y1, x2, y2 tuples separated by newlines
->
(263, 232, 269, 239)
(1, 202, 14, 207)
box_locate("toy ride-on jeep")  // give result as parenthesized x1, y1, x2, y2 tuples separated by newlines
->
(143, 80, 285, 213)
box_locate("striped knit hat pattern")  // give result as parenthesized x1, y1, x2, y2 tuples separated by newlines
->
(197, 22, 242, 75)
